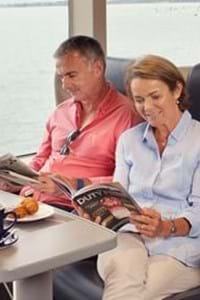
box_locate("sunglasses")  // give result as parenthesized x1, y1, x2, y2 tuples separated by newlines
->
(60, 129, 80, 155)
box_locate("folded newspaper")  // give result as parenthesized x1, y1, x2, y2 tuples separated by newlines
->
(0, 153, 39, 186)
(71, 182, 142, 231)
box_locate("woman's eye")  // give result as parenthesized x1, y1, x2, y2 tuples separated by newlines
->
(135, 98, 144, 104)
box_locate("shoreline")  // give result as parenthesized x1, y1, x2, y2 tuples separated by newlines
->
(1, 0, 200, 9)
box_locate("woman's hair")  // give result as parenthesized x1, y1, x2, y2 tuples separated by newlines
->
(125, 54, 191, 112)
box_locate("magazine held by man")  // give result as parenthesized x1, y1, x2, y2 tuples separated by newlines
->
(0, 153, 39, 186)
(0, 153, 142, 230)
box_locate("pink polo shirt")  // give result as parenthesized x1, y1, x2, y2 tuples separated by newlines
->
(29, 83, 140, 208)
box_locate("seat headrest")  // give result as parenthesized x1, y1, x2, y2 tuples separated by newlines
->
(186, 63, 200, 121)
(106, 57, 132, 95)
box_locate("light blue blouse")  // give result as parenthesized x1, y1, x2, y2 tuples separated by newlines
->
(114, 111, 200, 267)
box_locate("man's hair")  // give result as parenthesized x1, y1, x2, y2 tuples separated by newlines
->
(54, 35, 106, 69)
(125, 54, 191, 112)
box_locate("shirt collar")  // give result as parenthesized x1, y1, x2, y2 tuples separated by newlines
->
(96, 82, 118, 115)
(142, 110, 192, 144)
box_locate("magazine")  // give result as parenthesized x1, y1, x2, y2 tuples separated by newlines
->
(0, 153, 75, 190)
(0, 153, 39, 186)
(0, 154, 141, 231)
(71, 182, 142, 231)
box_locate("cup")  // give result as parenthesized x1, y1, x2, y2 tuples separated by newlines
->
(0, 204, 17, 241)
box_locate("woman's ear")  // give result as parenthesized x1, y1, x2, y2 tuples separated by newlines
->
(174, 81, 183, 101)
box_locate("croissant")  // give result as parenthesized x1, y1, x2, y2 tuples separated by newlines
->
(20, 197, 39, 215)
(14, 197, 39, 218)
(14, 205, 28, 219)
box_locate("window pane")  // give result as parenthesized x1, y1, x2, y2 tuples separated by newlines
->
(107, 1, 200, 65)
(0, 2, 68, 155)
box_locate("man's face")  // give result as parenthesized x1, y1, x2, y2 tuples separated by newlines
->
(56, 51, 102, 103)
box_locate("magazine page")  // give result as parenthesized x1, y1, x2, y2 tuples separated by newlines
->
(0, 153, 38, 177)
(72, 182, 142, 231)
(0, 170, 39, 187)
(49, 175, 76, 198)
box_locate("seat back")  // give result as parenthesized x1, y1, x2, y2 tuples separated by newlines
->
(105, 57, 131, 95)
(186, 63, 200, 121)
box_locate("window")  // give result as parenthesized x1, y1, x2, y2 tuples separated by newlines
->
(0, 1, 68, 155)
(107, 1, 200, 66)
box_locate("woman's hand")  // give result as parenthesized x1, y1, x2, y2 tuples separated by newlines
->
(130, 207, 164, 238)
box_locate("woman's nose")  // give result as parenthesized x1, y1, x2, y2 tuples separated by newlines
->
(143, 98, 153, 111)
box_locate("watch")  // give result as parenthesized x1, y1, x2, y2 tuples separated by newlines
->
(170, 219, 177, 235)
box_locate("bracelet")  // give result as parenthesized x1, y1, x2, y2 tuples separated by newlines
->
(170, 219, 177, 235)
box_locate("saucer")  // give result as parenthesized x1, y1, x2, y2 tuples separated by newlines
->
(0, 231, 18, 249)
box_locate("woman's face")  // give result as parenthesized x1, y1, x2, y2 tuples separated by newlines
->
(130, 78, 182, 128)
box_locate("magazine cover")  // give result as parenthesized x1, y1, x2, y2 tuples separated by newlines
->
(72, 183, 142, 231)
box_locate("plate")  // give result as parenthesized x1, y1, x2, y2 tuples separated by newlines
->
(0, 231, 18, 249)
(7, 203, 55, 223)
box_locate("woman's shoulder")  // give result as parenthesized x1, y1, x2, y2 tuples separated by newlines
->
(190, 117, 200, 133)
(120, 121, 147, 139)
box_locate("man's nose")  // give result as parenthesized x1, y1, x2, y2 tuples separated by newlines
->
(61, 76, 72, 90)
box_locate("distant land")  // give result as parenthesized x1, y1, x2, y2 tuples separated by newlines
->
(0, 0, 200, 8)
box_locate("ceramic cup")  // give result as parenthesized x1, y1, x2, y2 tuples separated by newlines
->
(0, 204, 17, 241)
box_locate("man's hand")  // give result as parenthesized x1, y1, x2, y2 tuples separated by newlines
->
(31, 173, 60, 195)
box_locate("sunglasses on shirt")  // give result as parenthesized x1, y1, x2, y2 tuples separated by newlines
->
(60, 129, 80, 155)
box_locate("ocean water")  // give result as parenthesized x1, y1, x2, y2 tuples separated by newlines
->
(0, 2, 200, 155)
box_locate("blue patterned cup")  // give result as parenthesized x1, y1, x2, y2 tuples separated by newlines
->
(0, 204, 17, 241)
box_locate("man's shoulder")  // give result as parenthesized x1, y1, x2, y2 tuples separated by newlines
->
(109, 87, 132, 110)
(51, 97, 74, 114)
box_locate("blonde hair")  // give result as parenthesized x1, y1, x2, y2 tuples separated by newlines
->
(125, 55, 190, 112)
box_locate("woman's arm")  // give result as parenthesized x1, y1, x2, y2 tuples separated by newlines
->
(130, 208, 191, 238)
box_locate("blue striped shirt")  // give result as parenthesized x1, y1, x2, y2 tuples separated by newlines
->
(114, 111, 200, 267)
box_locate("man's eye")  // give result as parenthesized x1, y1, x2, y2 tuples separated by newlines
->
(69, 74, 76, 79)
(152, 95, 160, 100)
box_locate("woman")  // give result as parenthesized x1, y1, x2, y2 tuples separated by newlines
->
(97, 55, 200, 300)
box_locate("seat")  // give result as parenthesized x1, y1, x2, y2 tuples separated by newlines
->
(53, 59, 200, 300)
(187, 63, 200, 121)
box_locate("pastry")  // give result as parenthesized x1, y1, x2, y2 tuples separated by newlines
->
(13, 197, 39, 218)
(14, 205, 28, 219)
(20, 197, 39, 215)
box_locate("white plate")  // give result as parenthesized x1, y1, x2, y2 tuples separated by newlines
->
(7, 203, 55, 223)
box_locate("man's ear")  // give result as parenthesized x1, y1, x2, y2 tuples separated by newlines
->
(93, 59, 104, 77)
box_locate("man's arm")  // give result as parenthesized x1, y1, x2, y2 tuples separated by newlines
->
(29, 120, 52, 171)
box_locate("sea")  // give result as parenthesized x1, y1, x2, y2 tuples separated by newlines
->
(0, 1, 200, 155)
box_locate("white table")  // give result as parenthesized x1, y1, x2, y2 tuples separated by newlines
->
(0, 191, 117, 300)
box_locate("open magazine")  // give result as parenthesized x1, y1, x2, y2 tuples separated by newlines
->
(0, 153, 76, 190)
(71, 182, 142, 231)
(0, 153, 39, 186)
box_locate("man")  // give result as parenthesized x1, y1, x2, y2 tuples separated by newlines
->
(22, 35, 139, 210)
